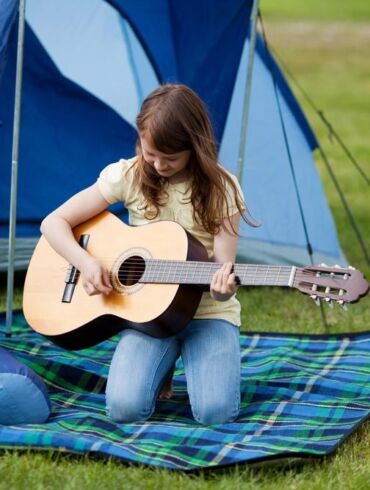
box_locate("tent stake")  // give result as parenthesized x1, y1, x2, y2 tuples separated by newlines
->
(237, 0, 260, 183)
(6, 0, 27, 336)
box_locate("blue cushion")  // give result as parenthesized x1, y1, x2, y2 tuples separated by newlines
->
(0, 347, 51, 425)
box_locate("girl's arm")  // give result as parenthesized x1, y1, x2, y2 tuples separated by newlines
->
(40, 183, 113, 296)
(210, 212, 241, 302)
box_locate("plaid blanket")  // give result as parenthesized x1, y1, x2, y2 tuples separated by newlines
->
(0, 311, 369, 471)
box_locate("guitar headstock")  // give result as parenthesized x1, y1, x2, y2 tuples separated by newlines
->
(293, 264, 369, 307)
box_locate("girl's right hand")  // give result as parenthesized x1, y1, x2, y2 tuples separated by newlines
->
(79, 255, 113, 296)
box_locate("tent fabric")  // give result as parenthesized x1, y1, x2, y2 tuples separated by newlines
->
(0, 0, 18, 80)
(108, 0, 253, 135)
(0, 311, 369, 470)
(0, 0, 345, 268)
(220, 35, 344, 265)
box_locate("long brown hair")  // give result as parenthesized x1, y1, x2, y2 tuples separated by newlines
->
(134, 84, 253, 234)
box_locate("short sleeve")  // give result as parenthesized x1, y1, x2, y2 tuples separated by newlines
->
(97, 159, 129, 204)
(223, 171, 246, 217)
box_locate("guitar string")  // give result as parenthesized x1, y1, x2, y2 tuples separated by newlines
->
(110, 271, 330, 286)
(112, 273, 334, 280)
(61, 259, 346, 287)
(62, 262, 341, 281)
(81, 259, 297, 270)
(59, 267, 347, 295)
(64, 259, 298, 273)
(70, 262, 294, 279)
(83, 257, 344, 272)
(83, 256, 350, 275)
(75, 256, 344, 272)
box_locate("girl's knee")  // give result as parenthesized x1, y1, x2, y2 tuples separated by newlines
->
(106, 392, 152, 423)
(193, 399, 240, 425)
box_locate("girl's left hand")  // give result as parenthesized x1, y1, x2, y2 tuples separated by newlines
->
(210, 262, 239, 302)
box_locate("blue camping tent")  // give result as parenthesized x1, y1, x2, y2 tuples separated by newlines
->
(0, 0, 346, 269)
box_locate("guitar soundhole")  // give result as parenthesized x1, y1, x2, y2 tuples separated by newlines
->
(118, 255, 146, 286)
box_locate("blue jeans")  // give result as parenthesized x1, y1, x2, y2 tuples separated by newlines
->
(106, 319, 241, 425)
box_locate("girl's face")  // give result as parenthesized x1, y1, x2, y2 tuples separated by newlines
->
(140, 133, 191, 184)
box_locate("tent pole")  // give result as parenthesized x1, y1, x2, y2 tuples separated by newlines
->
(5, 0, 27, 336)
(237, 0, 260, 183)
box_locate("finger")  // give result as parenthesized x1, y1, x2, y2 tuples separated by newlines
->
(97, 277, 112, 295)
(85, 273, 105, 295)
(102, 269, 112, 290)
(210, 269, 224, 297)
(229, 264, 241, 286)
(227, 272, 237, 287)
(220, 262, 233, 292)
(212, 268, 223, 289)
(92, 271, 112, 295)
(225, 261, 233, 272)
(210, 272, 219, 293)
(84, 282, 98, 296)
(227, 273, 239, 293)
(221, 262, 232, 277)
(212, 263, 229, 293)
(217, 267, 226, 287)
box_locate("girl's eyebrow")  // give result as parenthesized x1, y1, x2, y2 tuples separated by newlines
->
(142, 145, 181, 157)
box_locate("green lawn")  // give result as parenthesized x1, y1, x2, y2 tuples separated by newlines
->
(261, 0, 370, 21)
(1, 2, 370, 489)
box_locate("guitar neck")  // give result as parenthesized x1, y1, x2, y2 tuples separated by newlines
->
(140, 261, 296, 287)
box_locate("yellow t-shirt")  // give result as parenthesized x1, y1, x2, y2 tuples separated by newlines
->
(97, 157, 244, 326)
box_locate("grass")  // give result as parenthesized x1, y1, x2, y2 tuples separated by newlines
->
(1, 2, 370, 488)
(0, 425, 369, 490)
(261, 0, 370, 21)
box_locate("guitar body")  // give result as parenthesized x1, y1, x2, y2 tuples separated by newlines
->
(23, 211, 369, 350)
(23, 212, 208, 350)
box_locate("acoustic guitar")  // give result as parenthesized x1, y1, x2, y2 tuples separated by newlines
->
(23, 211, 369, 350)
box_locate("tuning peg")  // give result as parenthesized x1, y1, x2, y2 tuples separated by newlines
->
(310, 294, 321, 306)
(320, 263, 328, 267)
(324, 297, 333, 308)
(337, 300, 348, 311)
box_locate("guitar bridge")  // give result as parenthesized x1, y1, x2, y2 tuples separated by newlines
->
(61, 234, 90, 303)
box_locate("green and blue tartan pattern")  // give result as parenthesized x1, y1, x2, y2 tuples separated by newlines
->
(0, 312, 369, 470)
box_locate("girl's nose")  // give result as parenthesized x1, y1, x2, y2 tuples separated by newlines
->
(154, 159, 166, 170)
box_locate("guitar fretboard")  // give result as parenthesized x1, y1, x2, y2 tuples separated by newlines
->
(138, 260, 296, 287)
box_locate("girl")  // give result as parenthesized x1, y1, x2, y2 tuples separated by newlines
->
(40, 84, 251, 425)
